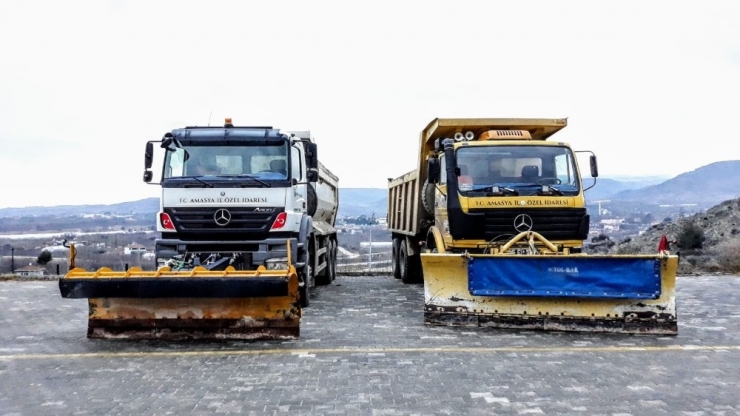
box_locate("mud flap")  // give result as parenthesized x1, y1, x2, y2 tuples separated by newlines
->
(421, 253, 678, 335)
(59, 265, 301, 340)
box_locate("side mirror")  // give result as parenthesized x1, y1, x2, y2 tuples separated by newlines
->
(427, 158, 440, 184)
(307, 169, 319, 183)
(145, 142, 153, 169)
(143, 171, 153, 183)
(307, 143, 318, 170)
(590, 155, 599, 178)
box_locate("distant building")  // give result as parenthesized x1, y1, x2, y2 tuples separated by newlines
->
(360, 242, 393, 248)
(124, 243, 147, 255)
(15, 265, 45, 277)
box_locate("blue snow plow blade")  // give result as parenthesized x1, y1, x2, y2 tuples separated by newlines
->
(468, 257, 661, 299)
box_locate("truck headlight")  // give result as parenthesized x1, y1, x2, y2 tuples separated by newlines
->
(265, 257, 289, 270)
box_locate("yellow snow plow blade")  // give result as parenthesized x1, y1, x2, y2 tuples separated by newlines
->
(59, 243, 300, 340)
(421, 246, 678, 335)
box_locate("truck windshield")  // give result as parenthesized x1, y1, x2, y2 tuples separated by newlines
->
(456, 145, 580, 195)
(163, 141, 290, 180)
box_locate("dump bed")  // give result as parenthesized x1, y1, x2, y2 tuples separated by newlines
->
(388, 118, 568, 236)
(313, 161, 339, 233)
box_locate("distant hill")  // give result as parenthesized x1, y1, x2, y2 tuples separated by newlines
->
(3, 161, 738, 220)
(0, 198, 159, 218)
(608, 160, 740, 208)
(337, 188, 387, 218)
(590, 196, 740, 274)
(584, 177, 669, 201)
(0, 190, 390, 220)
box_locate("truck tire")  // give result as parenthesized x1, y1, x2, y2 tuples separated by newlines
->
(327, 240, 336, 282)
(400, 240, 420, 284)
(299, 237, 315, 307)
(392, 238, 402, 279)
(421, 180, 435, 217)
(316, 238, 333, 286)
(307, 184, 318, 217)
(299, 262, 312, 307)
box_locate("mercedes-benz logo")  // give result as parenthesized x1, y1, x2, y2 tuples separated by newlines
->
(513, 214, 533, 233)
(214, 208, 231, 226)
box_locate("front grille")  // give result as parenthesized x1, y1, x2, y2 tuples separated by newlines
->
(469, 208, 588, 241)
(166, 207, 283, 240)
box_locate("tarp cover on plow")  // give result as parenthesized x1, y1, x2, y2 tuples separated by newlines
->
(468, 257, 661, 299)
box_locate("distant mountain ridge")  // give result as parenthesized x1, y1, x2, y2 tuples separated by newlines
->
(0, 190, 390, 219)
(608, 160, 740, 208)
(0, 199, 159, 218)
(337, 188, 387, 218)
(584, 177, 669, 201)
(1, 161, 738, 218)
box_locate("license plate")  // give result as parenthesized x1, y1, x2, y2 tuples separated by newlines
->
(509, 248, 529, 255)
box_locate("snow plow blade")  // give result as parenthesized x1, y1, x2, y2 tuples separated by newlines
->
(59, 265, 300, 340)
(421, 253, 678, 335)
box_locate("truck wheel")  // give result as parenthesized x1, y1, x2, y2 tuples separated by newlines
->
(316, 239, 334, 286)
(327, 240, 336, 282)
(400, 240, 420, 284)
(415, 254, 424, 283)
(300, 262, 312, 307)
(421, 180, 435, 217)
(299, 239, 314, 307)
(392, 238, 402, 279)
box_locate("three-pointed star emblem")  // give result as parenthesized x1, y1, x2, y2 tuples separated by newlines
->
(214, 209, 232, 226)
(513, 214, 533, 233)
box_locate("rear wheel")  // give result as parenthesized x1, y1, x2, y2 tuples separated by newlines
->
(392, 238, 402, 279)
(326, 240, 336, 282)
(400, 240, 421, 284)
(316, 238, 333, 286)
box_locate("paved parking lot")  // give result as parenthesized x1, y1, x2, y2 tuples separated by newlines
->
(1, 275, 740, 415)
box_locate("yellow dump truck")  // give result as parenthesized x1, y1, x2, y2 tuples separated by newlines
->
(58, 120, 339, 340)
(388, 118, 677, 334)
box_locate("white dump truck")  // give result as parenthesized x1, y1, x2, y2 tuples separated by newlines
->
(59, 118, 339, 340)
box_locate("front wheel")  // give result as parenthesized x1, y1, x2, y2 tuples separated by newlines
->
(299, 262, 312, 308)
(324, 239, 336, 283)
(299, 238, 314, 307)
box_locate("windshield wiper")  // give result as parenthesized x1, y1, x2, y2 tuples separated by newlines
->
(543, 186, 564, 196)
(513, 183, 565, 196)
(235, 174, 271, 188)
(464, 186, 519, 197)
(176, 176, 214, 188)
(489, 186, 519, 196)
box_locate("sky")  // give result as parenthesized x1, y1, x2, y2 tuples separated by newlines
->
(1, 1, 739, 209)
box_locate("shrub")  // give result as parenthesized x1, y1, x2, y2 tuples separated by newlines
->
(676, 221, 705, 250)
(37, 249, 53, 266)
(715, 239, 740, 273)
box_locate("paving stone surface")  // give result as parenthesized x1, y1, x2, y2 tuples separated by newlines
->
(1, 275, 739, 415)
